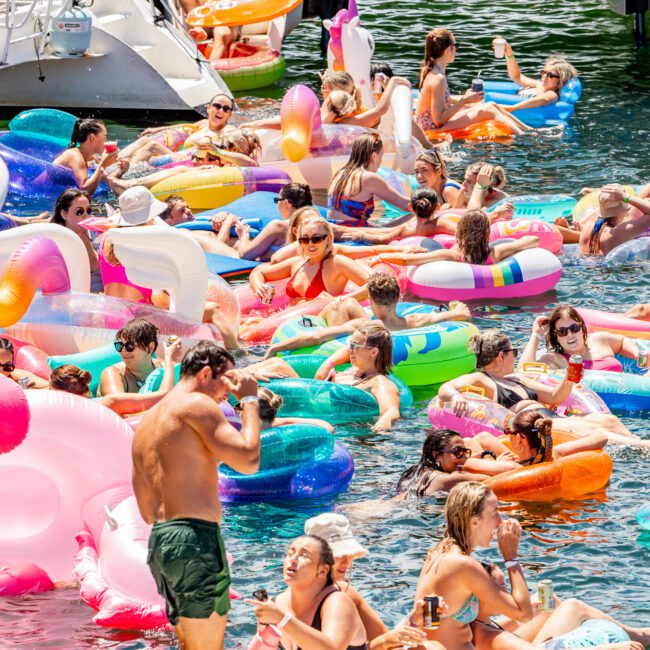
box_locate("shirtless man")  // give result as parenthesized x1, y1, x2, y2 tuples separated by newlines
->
(132, 341, 261, 650)
(263, 271, 470, 359)
(117, 93, 236, 166)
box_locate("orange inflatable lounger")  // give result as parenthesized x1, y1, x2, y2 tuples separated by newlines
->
(485, 431, 613, 501)
(425, 119, 513, 142)
(187, 0, 302, 28)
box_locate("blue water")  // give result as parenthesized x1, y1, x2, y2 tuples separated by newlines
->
(1, 0, 650, 646)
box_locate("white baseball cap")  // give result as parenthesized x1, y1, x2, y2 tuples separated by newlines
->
(108, 186, 168, 227)
(304, 513, 368, 560)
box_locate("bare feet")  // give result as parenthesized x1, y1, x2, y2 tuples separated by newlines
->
(101, 172, 130, 195)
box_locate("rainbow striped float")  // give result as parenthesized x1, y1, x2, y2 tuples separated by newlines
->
(407, 248, 562, 301)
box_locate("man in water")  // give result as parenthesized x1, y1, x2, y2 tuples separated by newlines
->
(264, 271, 471, 358)
(132, 341, 261, 649)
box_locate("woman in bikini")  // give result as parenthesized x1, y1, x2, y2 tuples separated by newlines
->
(372, 209, 539, 267)
(466, 408, 607, 478)
(414, 149, 462, 206)
(494, 38, 578, 112)
(519, 304, 640, 373)
(327, 133, 412, 228)
(0, 338, 48, 389)
(416, 28, 529, 138)
(437, 330, 645, 447)
(413, 481, 532, 650)
(248, 324, 402, 431)
(249, 216, 371, 305)
(52, 118, 118, 195)
(579, 184, 650, 256)
(246, 535, 369, 650)
(453, 162, 510, 213)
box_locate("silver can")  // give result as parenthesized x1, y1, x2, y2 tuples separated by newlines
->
(638, 351, 648, 369)
(537, 579, 554, 612)
(18, 377, 30, 389)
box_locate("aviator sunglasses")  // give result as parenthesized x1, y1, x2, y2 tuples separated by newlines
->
(298, 234, 328, 245)
(555, 323, 582, 337)
(114, 340, 137, 353)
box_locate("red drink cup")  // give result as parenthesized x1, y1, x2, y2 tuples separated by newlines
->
(105, 141, 118, 154)
(566, 354, 583, 383)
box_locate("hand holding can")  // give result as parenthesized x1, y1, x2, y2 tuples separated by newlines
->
(566, 355, 583, 383)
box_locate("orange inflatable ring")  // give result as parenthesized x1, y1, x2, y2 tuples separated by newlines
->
(485, 431, 613, 501)
(187, 0, 302, 28)
(425, 120, 514, 142)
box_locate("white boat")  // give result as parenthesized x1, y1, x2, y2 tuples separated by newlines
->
(0, 0, 235, 113)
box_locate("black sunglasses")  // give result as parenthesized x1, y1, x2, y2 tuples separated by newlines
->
(445, 446, 471, 459)
(555, 323, 581, 338)
(541, 69, 560, 79)
(75, 206, 92, 217)
(0, 362, 15, 372)
(273, 196, 286, 204)
(502, 348, 519, 358)
(114, 340, 137, 353)
(209, 102, 233, 113)
(298, 234, 328, 245)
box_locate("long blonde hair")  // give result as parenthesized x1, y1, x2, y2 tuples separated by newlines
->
(321, 70, 363, 111)
(330, 133, 383, 205)
(286, 206, 322, 243)
(437, 482, 492, 555)
(545, 56, 578, 90)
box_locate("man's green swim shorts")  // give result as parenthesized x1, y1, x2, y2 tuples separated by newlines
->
(147, 518, 231, 625)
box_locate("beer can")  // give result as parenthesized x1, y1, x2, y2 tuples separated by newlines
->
(423, 595, 440, 629)
(261, 284, 274, 305)
(638, 351, 648, 369)
(18, 377, 30, 389)
(567, 354, 583, 383)
(537, 579, 554, 612)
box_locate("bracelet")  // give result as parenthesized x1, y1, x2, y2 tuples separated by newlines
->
(505, 558, 520, 569)
(624, 195, 629, 204)
(476, 183, 487, 190)
(240, 395, 259, 405)
(481, 450, 497, 460)
(506, 54, 515, 60)
(277, 612, 293, 628)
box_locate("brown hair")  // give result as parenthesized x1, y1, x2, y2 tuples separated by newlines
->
(545, 304, 588, 353)
(298, 535, 337, 586)
(457, 210, 490, 265)
(415, 149, 448, 179)
(286, 206, 321, 244)
(466, 162, 507, 190)
(328, 90, 357, 119)
(258, 386, 284, 426)
(419, 28, 455, 89)
(355, 323, 393, 375)
(410, 187, 438, 219)
(320, 71, 363, 112)
(51, 189, 89, 227)
(469, 329, 512, 368)
(220, 128, 261, 160)
(116, 318, 159, 353)
(367, 272, 401, 306)
(437, 482, 492, 555)
(68, 118, 105, 149)
(508, 409, 553, 464)
(49, 364, 92, 396)
(330, 133, 383, 208)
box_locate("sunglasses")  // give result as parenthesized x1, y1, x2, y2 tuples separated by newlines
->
(0, 362, 15, 372)
(273, 196, 286, 204)
(74, 206, 92, 217)
(349, 341, 375, 351)
(502, 348, 519, 357)
(209, 102, 233, 113)
(114, 340, 137, 353)
(298, 234, 328, 245)
(541, 70, 560, 79)
(451, 42, 459, 49)
(555, 323, 582, 337)
(445, 446, 471, 459)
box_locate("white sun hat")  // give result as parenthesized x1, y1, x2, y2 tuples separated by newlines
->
(304, 513, 369, 560)
(108, 186, 168, 227)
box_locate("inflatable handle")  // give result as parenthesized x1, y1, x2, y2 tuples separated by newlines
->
(390, 84, 413, 159)
(461, 385, 486, 397)
(108, 226, 208, 323)
(0, 374, 30, 454)
(521, 362, 548, 373)
(0, 224, 90, 293)
(0, 157, 8, 210)
(280, 85, 322, 163)
(0, 237, 71, 328)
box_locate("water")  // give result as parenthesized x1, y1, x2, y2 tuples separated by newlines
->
(1, 0, 650, 647)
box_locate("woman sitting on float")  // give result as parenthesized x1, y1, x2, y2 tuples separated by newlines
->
(248, 324, 401, 431)
(248, 215, 371, 304)
(327, 133, 413, 228)
(416, 28, 530, 137)
(337, 187, 459, 244)
(413, 149, 462, 206)
(493, 38, 578, 111)
(0, 338, 48, 389)
(436, 329, 642, 446)
(52, 118, 119, 195)
(519, 304, 640, 373)
(466, 408, 607, 477)
(453, 162, 513, 219)
(579, 184, 650, 256)
(371, 209, 538, 267)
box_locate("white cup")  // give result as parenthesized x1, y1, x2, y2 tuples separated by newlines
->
(493, 37, 507, 59)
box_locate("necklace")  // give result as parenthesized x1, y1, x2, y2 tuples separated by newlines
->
(125, 362, 155, 389)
